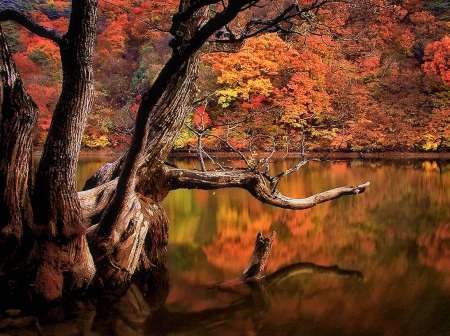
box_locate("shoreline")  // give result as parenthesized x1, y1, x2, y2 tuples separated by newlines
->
(168, 150, 450, 160)
(33, 147, 450, 160)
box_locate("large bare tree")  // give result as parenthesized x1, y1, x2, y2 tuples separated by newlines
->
(0, 0, 370, 305)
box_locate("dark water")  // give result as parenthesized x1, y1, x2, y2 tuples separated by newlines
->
(51, 158, 450, 334)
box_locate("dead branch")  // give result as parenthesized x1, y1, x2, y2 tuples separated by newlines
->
(167, 168, 370, 210)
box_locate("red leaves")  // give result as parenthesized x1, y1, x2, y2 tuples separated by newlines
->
(193, 106, 211, 128)
(423, 36, 450, 86)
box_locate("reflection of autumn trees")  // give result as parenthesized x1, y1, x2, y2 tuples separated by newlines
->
(418, 223, 450, 270)
(36, 158, 449, 335)
(159, 159, 450, 335)
(164, 160, 450, 278)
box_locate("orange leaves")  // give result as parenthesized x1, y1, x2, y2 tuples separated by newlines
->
(396, 29, 415, 55)
(204, 33, 299, 87)
(241, 94, 268, 109)
(361, 56, 381, 69)
(5, 0, 450, 152)
(203, 33, 331, 125)
(12, 52, 39, 79)
(25, 38, 61, 66)
(192, 106, 211, 128)
(197, 33, 343, 152)
(203, 34, 291, 109)
(423, 36, 450, 86)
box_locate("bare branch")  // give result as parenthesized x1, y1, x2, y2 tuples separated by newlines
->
(167, 168, 370, 210)
(0, 9, 63, 46)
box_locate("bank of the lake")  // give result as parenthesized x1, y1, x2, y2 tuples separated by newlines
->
(31, 146, 450, 161)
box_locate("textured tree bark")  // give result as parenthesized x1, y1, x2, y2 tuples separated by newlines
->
(33, 0, 97, 238)
(0, 0, 99, 303)
(0, 26, 37, 261)
(239, 231, 276, 281)
(166, 168, 370, 209)
(85, 3, 225, 287)
(73, 34, 245, 289)
(29, 0, 99, 303)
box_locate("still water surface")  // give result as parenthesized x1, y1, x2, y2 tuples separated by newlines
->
(74, 157, 450, 335)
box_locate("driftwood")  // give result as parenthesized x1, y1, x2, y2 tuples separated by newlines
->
(239, 231, 363, 283)
(239, 231, 276, 281)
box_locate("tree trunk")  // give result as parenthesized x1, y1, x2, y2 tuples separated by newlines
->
(31, 0, 99, 302)
(85, 3, 215, 287)
(0, 26, 37, 264)
(85, 53, 203, 289)
(33, 0, 97, 238)
(0, 0, 100, 303)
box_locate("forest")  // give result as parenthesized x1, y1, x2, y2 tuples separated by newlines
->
(1, 0, 450, 153)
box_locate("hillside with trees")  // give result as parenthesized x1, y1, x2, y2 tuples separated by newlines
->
(1, 0, 449, 153)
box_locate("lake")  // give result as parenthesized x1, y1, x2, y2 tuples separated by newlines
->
(67, 157, 450, 335)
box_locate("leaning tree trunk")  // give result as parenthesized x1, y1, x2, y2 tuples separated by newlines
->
(84, 1, 246, 289)
(1, 0, 371, 305)
(80, 0, 372, 291)
(86, 46, 208, 290)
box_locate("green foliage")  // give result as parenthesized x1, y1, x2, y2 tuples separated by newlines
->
(27, 49, 50, 66)
(423, 1, 450, 14)
(0, 0, 41, 13)
(435, 89, 450, 107)
(1, 23, 23, 53)
(132, 65, 146, 86)
(141, 45, 154, 54)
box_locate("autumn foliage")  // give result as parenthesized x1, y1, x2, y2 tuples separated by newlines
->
(2, 0, 450, 151)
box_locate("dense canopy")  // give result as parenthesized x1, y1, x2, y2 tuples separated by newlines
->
(1, 0, 450, 152)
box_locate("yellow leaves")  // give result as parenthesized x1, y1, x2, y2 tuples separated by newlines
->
(246, 78, 273, 97)
(203, 33, 299, 88)
(82, 135, 111, 148)
(204, 33, 332, 120)
(217, 88, 239, 108)
(422, 133, 440, 151)
(216, 78, 273, 107)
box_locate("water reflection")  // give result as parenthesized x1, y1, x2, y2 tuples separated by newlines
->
(72, 158, 450, 335)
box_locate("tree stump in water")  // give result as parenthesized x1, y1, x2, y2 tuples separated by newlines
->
(239, 231, 276, 281)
